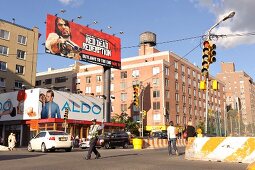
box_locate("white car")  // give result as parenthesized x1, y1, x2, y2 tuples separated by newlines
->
(28, 130, 73, 152)
(79, 137, 104, 149)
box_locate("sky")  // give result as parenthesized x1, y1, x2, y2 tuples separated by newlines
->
(0, 0, 254, 79)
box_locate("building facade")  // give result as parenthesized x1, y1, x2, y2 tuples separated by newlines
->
(35, 61, 83, 92)
(77, 43, 225, 133)
(0, 19, 39, 92)
(216, 62, 255, 134)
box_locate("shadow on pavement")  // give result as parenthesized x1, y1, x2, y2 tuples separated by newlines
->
(0, 154, 45, 161)
(100, 153, 140, 159)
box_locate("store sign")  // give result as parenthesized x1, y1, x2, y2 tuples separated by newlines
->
(0, 88, 103, 122)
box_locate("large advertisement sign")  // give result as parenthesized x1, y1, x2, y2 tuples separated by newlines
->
(0, 88, 103, 122)
(45, 14, 121, 69)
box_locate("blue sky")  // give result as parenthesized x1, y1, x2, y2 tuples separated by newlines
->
(1, 0, 254, 79)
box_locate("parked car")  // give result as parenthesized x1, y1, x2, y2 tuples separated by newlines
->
(27, 130, 73, 152)
(151, 131, 168, 139)
(103, 131, 129, 149)
(79, 136, 104, 149)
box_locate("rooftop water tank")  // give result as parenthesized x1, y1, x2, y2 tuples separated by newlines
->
(140, 32, 156, 46)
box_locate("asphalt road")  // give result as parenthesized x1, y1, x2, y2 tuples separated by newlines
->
(0, 147, 248, 170)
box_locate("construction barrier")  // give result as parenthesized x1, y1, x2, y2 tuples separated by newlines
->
(185, 137, 255, 163)
(141, 138, 186, 149)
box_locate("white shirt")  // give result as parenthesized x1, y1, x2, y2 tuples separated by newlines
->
(167, 125, 177, 139)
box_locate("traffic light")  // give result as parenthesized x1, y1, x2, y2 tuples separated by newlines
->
(64, 108, 69, 120)
(201, 40, 210, 76)
(142, 110, 147, 119)
(212, 80, 218, 90)
(133, 85, 139, 107)
(208, 42, 216, 64)
(199, 80, 206, 90)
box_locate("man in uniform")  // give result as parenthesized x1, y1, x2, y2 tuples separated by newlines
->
(85, 118, 104, 160)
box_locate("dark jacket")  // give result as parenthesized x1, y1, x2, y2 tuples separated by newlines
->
(187, 125, 196, 138)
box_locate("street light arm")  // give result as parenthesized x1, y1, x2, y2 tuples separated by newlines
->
(207, 11, 235, 40)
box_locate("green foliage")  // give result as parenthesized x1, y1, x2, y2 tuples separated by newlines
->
(112, 112, 139, 136)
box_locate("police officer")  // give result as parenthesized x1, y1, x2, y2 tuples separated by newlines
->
(85, 118, 104, 160)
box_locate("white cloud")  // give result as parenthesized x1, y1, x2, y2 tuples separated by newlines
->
(58, 0, 84, 7)
(193, 0, 255, 48)
(58, 0, 73, 5)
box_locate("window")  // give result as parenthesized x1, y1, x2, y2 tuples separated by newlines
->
(36, 80, 41, 86)
(152, 78, 160, 86)
(165, 66, 169, 76)
(120, 82, 127, 90)
(17, 50, 26, 59)
(0, 61, 7, 71)
(176, 115, 180, 124)
(16, 65, 24, 74)
(181, 65, 185, 73)
(153, 90, 160, 98)
(165, 90, 170, 98)
(96, 85, 102, 93)
(96, 75, 102, 82)
(183, 95, 186, 104)
(175, 82, 179, 90)
(176, 104, 179, 113)
(45, 78, 52, 85)
(182, 84, 186, 93)
(18, 35, 27, 45)
(15, 80, 23, 89)
(121, 93, 127, 101)
(152, 67, 160, 75)
(0, 45, 8, 55)
(175, 93, 179, 102)
(174, 61, 178, 69)
(182, 75, 185, 82)
(55, 76, 67, 83)
(121, 104, 127, 112)
(121, 71, 127, 79)
(111, 74, 114, 80)
(187, 68, 190, 75)
(111, 84, 114, 91)
(0, 29, 10, 40)
(192, 70, 196, 78)
(85, 86, 91, 94)
(86, 77, 91, 83)
(175, 72, 178, 80)
(153, 113, 161, 121)
(165, 78, 169, 86)
(132, 70, 139, 77)
(0, 77, 5, 87)
(153, 102, 160, 110)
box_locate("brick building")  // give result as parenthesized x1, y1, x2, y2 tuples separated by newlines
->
(216, 62, 255, 133)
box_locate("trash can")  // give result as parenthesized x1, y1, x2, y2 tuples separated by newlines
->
(133, 138, 143, 149)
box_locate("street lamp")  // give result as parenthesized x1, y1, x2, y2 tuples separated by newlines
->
(207, 11, 235, 40)
(204, 11, 235, 135)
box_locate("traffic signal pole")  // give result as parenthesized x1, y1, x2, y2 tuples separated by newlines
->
(205, 77, 209, 134)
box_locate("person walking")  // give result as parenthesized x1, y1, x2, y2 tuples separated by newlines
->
(85, 118, 104, 160)
(8, 133, 16, 151)
(167, 121, 179, 156)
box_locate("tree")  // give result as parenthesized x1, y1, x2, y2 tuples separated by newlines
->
(112, 112, 139, 136)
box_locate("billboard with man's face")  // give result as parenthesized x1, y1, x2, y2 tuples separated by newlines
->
(45, 14, 121, 69)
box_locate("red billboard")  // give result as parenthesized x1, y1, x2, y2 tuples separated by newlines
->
(45, 14, 121, 69)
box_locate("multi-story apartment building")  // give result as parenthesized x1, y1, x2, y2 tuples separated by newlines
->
(216, 62, 255, 133)
(0, 19, 39, 92)
(35, 32, 225, 133)
(77, 32, 225, 132)
(35, 61, 82, 92)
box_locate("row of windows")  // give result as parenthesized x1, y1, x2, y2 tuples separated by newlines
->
(0, 29, 27, 45)
(36, 76, 68, 86)
(0, 78, 23, 88)
(0, 61, 24, 74)
(0, 45, 26, 59)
